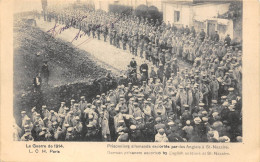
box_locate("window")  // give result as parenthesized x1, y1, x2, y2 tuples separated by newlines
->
(174, 11, 180, 23)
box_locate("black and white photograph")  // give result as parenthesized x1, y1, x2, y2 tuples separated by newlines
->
(13, 0, 243, 143)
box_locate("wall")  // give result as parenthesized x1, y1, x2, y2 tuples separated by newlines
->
(163, 3, 192, 27)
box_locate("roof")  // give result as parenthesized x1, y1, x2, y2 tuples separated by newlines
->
(162, 0, 229, 6)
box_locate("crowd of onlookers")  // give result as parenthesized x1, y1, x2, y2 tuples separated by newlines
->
(13, 7, 242, 142)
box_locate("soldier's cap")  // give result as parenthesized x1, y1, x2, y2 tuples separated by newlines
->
(42, 105, 47, 109)
(159, 63, 163, 66)
(228, 87, 234, 91)
(110, 103, 115, 107)
(39, 131, 45, 136)
(71, 99, 75, 102)
(24, 124, 30, 129)
(52, 121, 58, 125)
(102, 105, 107, 109)
(120, 98, 124, 101)
(61, 101, 66, 104)
(179, 86, 184, 89)
(64, 124, 70, 128)
(173, 58, 177, 61)
(36, 113, 41, 117)
(229, 105, 235, 109)
(194, 117, 201, 124)
(212, 112, 219, 117)
(232, 100, 237, 105)
(43, 117, 49, 121)
(128, 93, 133, 97)
(155, 117, 161, 122)
(42, 127, 47, 131)
(134, 89, 139, 93)
(202, 111, 208, 115)
(74, 116, 80, 120)
(168, 121, 175, 126)
(119, 120, 125, 123)
(101, 93, 105, 96)
(64, 107, 70, 111)
(158, 128, 165, 133)
(96, 100, 101, 104)
(21, 111, 26, 114)
(50, 110, 55, 113)
(202, 117, 208, 122)
(115, 107, 120, 111)
(80, 96, 85, 99)
(135, 116, 142, 120)
(147, 98, 152, 101)
(199, 103, 205, 107)
(186, 120, 191, 125)
(130, 125, 137, 130)
(59, 114, 65, 118)
(221, 96, 227, 99)
(88, 114, 94, 119)
(195, 70, 199, 73)
(87, 103, 92, 107)
(96, 95, 101, 98)
(149, 42, 152, 44)
(67, 127, 74, 132)
(133, 102, 138, 106)
(212, 100, 218, 104)
(31, 107, 36, 111)
(184, 104, 189, 108)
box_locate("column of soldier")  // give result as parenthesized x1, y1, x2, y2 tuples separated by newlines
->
(14, 7, 242, 142)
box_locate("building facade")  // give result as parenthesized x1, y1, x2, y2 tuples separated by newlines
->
(162, 0, 233, 39)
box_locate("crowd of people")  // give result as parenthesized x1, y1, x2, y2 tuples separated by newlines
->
(14, 6, 242, 142)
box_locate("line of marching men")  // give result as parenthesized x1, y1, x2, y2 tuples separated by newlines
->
(43, 7, 241, 96)
(43, 6, 235, 67)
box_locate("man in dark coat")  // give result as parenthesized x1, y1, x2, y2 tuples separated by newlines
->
(41, 61, 49, 85)
(130, 58, 137, 73)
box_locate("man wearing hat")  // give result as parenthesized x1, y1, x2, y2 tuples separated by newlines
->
(129, 123, 144, 141)
(182, 120, 194, 141)
(210, 75, 219, 100)
(73, 116, 83, 141)
(21, 129, 34, 141)
(33, 73, 42, 92)
(41, 60, 49, 85)
(58, 102, 66, 115)
(41, 105, 50, 119)
(48, 110, 59, 123)
(79, 96, 87, 113)
(227, 87, 236, 101)
(155, 128, 168, 142)
(130, 57, 137, 73)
